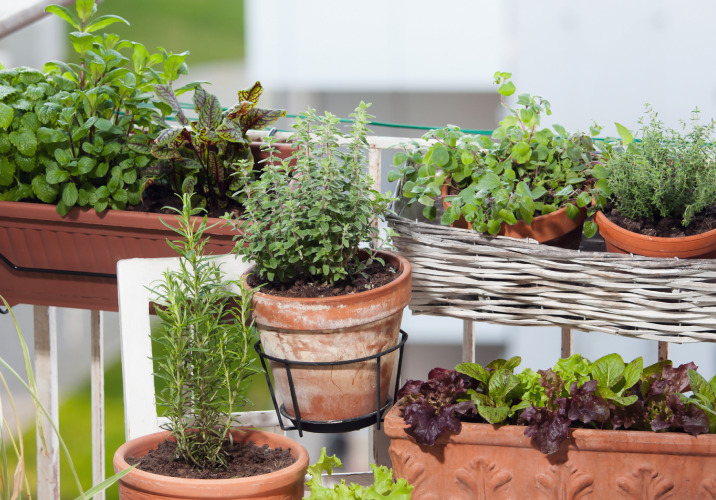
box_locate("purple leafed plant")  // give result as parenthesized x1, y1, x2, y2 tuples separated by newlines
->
(395, 354, 711, 455)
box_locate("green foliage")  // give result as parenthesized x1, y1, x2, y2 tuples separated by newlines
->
(0, 0, 189, 215)
(150, 81, 286, 212)
(0, 297, 131, 499)
(391, 72, 604, 236)
(235, 102, 394, 285)
(303, 448, 413, 499)
(681, 369, 716, 433)
(150, 194, 260, 469)
(456, 357, 529, 424)
(601, 106, 716, 227)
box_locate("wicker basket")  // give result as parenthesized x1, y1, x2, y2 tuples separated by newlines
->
(387, 213, 716, 344)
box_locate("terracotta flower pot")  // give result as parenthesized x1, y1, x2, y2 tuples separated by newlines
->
(383, 405, 716, 499)
(0, 142, 293, 311)
(595, 210, 716, 258)
(113, 428, 309, 499)
(440, 184, 586, 249)
(249, 250, 411, 423)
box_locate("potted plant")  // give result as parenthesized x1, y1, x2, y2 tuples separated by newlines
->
(384, 353, 716, 499)
(390, 72, 601, 249)
(0, 0, 287, 311)
(234, 102, 412, 425)
(593, 106, 716, 258)
(112, 194, 309, 499)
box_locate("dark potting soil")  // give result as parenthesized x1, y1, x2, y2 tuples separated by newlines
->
(248, 259, 402, 298)
(126, 439, 296, 480)
(124, 182, 242, 219)
(604, 202, 716, 238)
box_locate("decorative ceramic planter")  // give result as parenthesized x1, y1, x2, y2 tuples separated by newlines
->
(249, 250, 411, 423)
(113, 428, 309, 499)
(383, 405, 716, 499)
(0, 142, 292, 311)
(595, 210, 716, 258)
(441, 184, 586, 249)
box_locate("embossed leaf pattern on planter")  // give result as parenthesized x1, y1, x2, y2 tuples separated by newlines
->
(616, 465, 675, 499)
(388, 446, 435, 500)
(455, 458, 512, 500)
(702, 476, 716, 499)
(535, 464, 594, 500)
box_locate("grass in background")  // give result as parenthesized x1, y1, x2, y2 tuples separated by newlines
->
(80, 0, 245, 65)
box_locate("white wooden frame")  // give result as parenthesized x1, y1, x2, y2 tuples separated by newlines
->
(116, 254, 279, 441)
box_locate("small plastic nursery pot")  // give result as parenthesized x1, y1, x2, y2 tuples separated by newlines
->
(594, 210, 716, 258)
(113, 429, 309, 500)
(247, 250, 412, 424)
(383, 405, 716, 499)
(441, 184, 586, 249)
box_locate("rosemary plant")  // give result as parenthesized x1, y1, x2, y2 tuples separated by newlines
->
(151, 193, 260, 469)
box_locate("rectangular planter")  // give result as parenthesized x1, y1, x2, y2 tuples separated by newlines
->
(383, 405, 716, 499)
(0, 142, 294, 311)
(0, 199, 238, 311)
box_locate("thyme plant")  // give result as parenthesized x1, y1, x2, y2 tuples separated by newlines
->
(151, 194, 260, 469)
(235, 102, 393, 285)
(604, 107, 716, 227)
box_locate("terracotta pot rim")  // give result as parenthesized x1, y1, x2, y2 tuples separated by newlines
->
(595, 210, 716, 243)
(246, 249, 411, 304)
(114, 429, 309, 487)
(384, 405, 716, 450)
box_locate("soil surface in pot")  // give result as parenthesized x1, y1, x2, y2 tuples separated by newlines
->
(248, 260, 402, 298)
(604, 202, 716, 237)
(125, 439, 296, 480)
(125, 182, 242, 219)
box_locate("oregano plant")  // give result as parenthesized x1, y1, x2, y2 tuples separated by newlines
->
(390, 71, 606, 237)
(234, 102, 394, 285)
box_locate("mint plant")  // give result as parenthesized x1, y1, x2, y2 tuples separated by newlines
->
(390, 72, 605, 236)
(235, 102, 394, 285)
(304, 448, 413, 499)
(599, 106, 716, 228)
(396, 353, 711, 456)
(0, 0, 191, 215)
(150, 194, 260, 469)
(149, 81, 286, 212)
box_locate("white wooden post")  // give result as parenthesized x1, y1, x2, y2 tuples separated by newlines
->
(34, 305, 59, 500)
(91, 310, 105, 500)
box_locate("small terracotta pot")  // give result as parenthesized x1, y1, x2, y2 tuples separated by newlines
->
(595, 210, 716, 258)
(441, 184, 586, 249)
(248, 250, 411, 422)
(113, 428, 309, 499)
(0, 142, 293, 311)
(383, 405, 716, 499)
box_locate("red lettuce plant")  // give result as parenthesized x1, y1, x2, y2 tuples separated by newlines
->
(395, 354, 711, 455)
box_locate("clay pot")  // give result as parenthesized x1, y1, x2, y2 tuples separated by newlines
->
(595, 210, 716, 258)
(0, 142, 292, 311)
(113, 428, 309, 499)
(383, 405, 716, 499)
(441, 184, 586, 249)
(249, 250, 411, 422)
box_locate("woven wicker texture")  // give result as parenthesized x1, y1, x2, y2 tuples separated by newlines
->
(387, 213, 716, 344)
